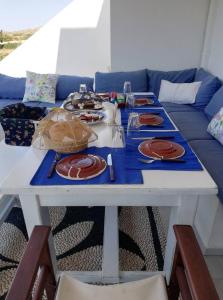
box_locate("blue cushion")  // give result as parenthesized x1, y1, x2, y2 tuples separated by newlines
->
(0, 74, 26, 99)
(162, 102, 198, 113)
(205, 86, 223, 119)
(0, 99, 64, 109)
(189, 139, 223, 203)
(193, 68, 222, 110)
(56, 75, 94, 100)
(38, 100, 64, 108)
(0, 99, 21, 109)
(95, 69, 148, 93)
(168, 111, 213, 141)
(147, 68, 196, 97)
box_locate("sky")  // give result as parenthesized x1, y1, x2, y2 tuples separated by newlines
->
(0, 0, 73, 31)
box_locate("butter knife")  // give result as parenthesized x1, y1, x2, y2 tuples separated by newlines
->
(47, 152, 61, 178)
(107, 153, 115, 181)
(131, 136, 175, 140)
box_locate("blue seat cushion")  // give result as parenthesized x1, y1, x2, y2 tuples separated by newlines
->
(205, 86, 223, 119)
(56, 75, 94, 100)
(168, 111, 213, 141)
(189, 139, 223, 203)
(0, 99, 64, 110)
(38, 100, 64, 108)
(0, 74, 26, 99)
(162, 102, 198, 113)
(147, 68, 196, 97)
(95, 69, 148, 93)
(193, 68, 222, 110)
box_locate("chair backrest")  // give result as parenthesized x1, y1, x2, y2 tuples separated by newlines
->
(6, 226, 57, 300)
(6, 225, 219, 300)
(168, 225, 219, 300)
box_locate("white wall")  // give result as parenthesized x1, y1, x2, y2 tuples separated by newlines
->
(110, 0, 210, 71)
(56, 0, 110, 76)
(202, 0, 223, 79)
(0, 0, 212, 76)
(0, 0, 111, 77)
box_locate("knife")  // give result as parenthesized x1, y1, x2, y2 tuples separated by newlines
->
(138, 112, 161, 115)
(47, 152, 61, 178)
(107, 153, 115, 182)
(131, 136, 175, 140)
(128, 129, 165, 132)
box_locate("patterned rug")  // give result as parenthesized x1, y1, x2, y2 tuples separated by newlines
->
(0, 206, 167, 299)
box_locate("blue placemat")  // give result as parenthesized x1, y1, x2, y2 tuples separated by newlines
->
(134, 93, 162, 108)
(125, 131, 203, 171)
(121, 108, 176, 130)
(30, 147, 143, 186)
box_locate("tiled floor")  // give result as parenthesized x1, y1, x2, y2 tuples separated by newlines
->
(159, 207, 223, 299)
(205, 256, 223, 299)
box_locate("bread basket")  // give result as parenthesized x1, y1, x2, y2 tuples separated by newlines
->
(32, 108, 98, 153)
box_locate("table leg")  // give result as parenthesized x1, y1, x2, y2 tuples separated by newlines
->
(20, 194, 43, 237)
(102, 206, 119, 283)
(19, 195, 58, 277)
(164, 195, 199, 283)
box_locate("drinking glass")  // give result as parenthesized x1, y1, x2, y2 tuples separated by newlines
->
(126, 93, 135, 109)
(123, 81, 132, 94)
(112, 125, 126, 148)
(127, 112, 139, 136)
(0, 124, 4, 142)
(79, 84, 87, 93)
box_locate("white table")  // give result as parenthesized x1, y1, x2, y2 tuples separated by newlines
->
(0, 141, 28, 225)
(0, 109, 217, 284)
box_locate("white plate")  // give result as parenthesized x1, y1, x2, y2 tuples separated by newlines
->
(74, 110, 105, 125)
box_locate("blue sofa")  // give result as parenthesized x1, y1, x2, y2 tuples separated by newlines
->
(0, 69, 223, 204)
(95, 68, 223, 204)
(159, 69, 223, 203)
(0, 73, 94, 109)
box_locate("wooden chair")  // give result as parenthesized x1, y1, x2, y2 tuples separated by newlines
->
(6, 225, 219, 300)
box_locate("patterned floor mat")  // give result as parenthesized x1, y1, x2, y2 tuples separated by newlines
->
(0, 206, 167, 299)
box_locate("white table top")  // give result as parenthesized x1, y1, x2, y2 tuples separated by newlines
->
(0, 110, 217, 198)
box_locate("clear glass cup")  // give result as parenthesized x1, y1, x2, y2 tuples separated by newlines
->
(126, 93, 135, 109)
(112, 125, 126, 148)
(79, 84, 87, 93)
(127, 112, 139, 136)
(0, 123, 5, 142)
(123, 81, 132, 94)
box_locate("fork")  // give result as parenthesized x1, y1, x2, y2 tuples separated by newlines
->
(138, 158, 186, 164)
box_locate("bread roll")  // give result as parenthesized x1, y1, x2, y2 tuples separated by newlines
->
(48, 120, 91, 144)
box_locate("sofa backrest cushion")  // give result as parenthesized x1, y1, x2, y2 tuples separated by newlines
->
(23, 71, 58, 104)
(0, 73, 26, 99)
(207, 107, 223, 146)
(159, 80, 201, 104)
(56, 75, 94, 100)
(95, 69, 148, 93)
(147, 68, 196, 97)
(193, 68, 222, 110)
(205, 86, 223, 119)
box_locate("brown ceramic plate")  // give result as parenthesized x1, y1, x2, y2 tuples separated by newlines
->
(135, 98, 154, 106)
(138, 139, 185, 159)
(56, 154, 107, 180)
(139, 113, 164, 126)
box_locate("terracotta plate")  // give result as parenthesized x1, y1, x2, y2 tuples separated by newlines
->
(56, 154, 107, 180)
(135, 98, 154, 106)
(138, 139, 185, 159)
(139, 113, 164, 126)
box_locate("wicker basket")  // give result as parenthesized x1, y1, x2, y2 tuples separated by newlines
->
(32, 109, 98, 153)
